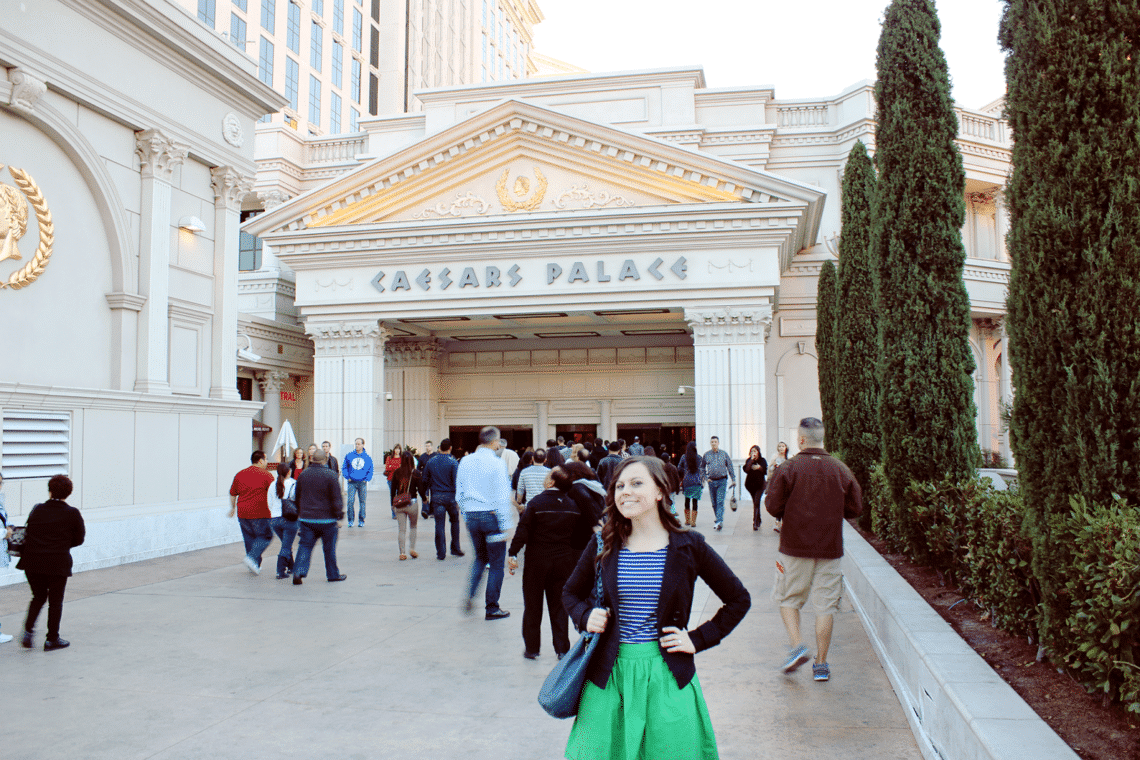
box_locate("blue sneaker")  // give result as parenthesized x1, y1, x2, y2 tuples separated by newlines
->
(782, 645, 810, 673)
(813, 662, 830, 681)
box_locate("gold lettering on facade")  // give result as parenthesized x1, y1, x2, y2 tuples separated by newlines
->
(0, 165, 54, 290)
(496, 167, 547, 212)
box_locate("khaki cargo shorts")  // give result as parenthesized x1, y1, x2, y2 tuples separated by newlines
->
(773, 552, 844, 615)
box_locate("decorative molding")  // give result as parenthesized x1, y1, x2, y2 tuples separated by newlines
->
(258, 369, 291, 393)
(304, 321, 390, 357)
(412, 192, 490, 219)
(685, 306, 773, 346)
(496, 167, 548, 212)
(552, 184, 633, 210)
(211, 165, 253, 210)
(0, 381, 258, 416)
(259, 189, 292, 210)
(385, 339, 440, 367)
(135, 129, 188, 182)
(222, 113, 244, 148)
(105, 291, 147, 312)
(707, 258, 754, 274)
(7, 68, 47, 112)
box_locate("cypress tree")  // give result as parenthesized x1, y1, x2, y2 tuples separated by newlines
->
(873, 0, 979, 508)
(816, 259, 839, 452)
(836, 141, 880, 531)
(1001, 0, 1140, 649)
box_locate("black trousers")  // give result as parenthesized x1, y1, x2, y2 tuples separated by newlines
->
(25, 572, 68, 640)
(521, 549, 575, 656)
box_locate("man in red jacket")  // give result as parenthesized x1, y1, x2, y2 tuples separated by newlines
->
(765, 417, 862, 682)
(228, 451, 275, 575)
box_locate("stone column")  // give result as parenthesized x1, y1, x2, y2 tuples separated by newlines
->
(685, 306, 772, 462)
(258, 370, 291, 460)
(386, 340, 440, 452)
(995, 188, 1010, 263)
(535, 400, 549, 446)
(305, 321, 390, 480)
(210, 166, 253, 400)
(133, 129, 188, 394)
(598, 399, 612, 441)
(999, 320, 1013, 464)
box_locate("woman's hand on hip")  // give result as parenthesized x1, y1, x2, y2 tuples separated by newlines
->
(660, 626, 696, 654)
(586, 607, 610, 633)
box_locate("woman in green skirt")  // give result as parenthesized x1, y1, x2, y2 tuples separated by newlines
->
(561, 456, 751, 759)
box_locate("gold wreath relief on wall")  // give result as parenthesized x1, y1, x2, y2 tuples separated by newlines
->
(0, 165, 54, 290)
(496, 167, 548, 212)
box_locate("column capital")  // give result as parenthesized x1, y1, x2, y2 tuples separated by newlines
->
(259, 189, 292, 210)
(304, 320, 390, 357)
(257, 370, 291, 393)
(685, 306, 773, 346)
(7, 68, 47, 112)
(385, 339, 439, 367)
(211, 165, 254, 210)
(135, 129, 189, 182)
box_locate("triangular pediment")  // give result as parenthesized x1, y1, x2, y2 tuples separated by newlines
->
(246, 99, 824, 236)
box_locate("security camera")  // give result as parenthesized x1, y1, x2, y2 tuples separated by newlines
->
(237, 347, 261, 362)
(384, 391, 393, 401)
(678, 386, 685, 395)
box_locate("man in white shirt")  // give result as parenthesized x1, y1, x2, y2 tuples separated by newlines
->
(456, 426, 515, 620)
(498, 437, 519, 477)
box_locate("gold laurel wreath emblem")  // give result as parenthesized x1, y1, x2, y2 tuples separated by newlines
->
(0, 166, 54, 290)
(496, 167, 547, 212)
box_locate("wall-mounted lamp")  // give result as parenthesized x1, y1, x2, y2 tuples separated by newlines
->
(678, 385, 696, 396)
(236, 333, 261, 363)
(178, 215, 207, 234)
(384, 391, 393, 401)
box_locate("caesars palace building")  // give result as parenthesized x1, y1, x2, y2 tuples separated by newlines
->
(0, 0, 1012, 580)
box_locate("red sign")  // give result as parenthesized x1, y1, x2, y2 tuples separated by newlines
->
(280, 390, 297, 409)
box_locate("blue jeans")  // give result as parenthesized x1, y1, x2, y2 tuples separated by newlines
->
(294, 521, 341, 580)
(432, 496, 462, 559)
(708, 478, 730, 524)
(271, 517, 299, 576)
(346, 481, 367, 524)
(238, 517, 272, 567)
(464, 510, 506, 612)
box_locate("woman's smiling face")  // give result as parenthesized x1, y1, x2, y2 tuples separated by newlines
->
(613, 462, 663, 522)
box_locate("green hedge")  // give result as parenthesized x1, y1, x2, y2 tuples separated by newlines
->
(866, 468, 1138, 712)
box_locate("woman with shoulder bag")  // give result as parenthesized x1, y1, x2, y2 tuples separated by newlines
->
(561, 456, 751, 759)
(392, 450, 420, 560)
(18, 475, 85, 651)
(268, 462, 299, 579)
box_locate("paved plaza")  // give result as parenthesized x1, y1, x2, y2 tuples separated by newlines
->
(0, 498, 920, 760)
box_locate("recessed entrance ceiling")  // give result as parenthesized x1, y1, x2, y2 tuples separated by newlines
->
(387, 306, 689, 344)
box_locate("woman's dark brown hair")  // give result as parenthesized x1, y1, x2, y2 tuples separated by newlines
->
(276, 461, 291, 499)
(394, 450, 416, 493)
(598, 456, 685, 565)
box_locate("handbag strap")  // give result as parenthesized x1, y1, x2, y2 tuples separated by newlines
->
(593, 532, 605, 608)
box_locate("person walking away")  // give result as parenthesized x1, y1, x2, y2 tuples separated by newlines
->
(228, 450, 275, 574)
(423, 438, 464, 560)
(507, 465, 580, 660)
(702, 436, 736, 531)
(595, 440, 623, 489)
(561, 456, 751, 758)
(510, 450, 534, 501)
(679, 441, 705, 527)
(0, 473, 11, 643)
(562, 461, 605, 550)
(268, 462, 298, 579)
(743, 446, 768, 531)
(18, 475, 85, 650)
(391, 450, 420, 560)
(515, 448, 550, 509)
(343, 438, 374, 528)
(416, 441, 436, 517)
(498, 438, 519, 478)
(765, 418, 862, 681)
(627, 436, 644, 456)
(456, 426, 514, 620)
(292, 449, 347, 584)
(769, 441, 790, 533)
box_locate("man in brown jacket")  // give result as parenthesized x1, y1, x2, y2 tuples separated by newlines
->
(765, 417, 862, 682)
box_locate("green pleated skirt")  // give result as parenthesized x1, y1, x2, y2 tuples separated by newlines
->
(565, 642, 719, 760)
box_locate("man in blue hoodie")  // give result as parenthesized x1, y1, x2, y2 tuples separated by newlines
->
(342, 438, 374, 527)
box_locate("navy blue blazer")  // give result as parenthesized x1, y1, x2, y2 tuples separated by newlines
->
(562, 528, 750, 690)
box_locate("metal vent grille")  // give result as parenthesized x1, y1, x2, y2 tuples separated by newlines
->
(2, 410, 70, 480)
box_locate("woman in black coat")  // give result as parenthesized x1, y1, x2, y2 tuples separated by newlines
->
(743, 445, 768, 531)
(17, 475, 85, 650)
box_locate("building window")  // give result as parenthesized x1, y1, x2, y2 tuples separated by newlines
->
(198, 0, 216, 27)
(230, 13, 248, 51)
(310, 21, 323, 71)
(370, 25, 378, 68)
(285, 57, 300, 110)
(261, 0, 275, 33)
(234, 0, 247, 10)
(330, 91, 342, 134)
(331, 41, 343, 88)
(286, 1, 300, 53)
(308, 74, 321, 127)
(333, 0, 344, 35)
(352, 7, 362, 52)
(238, 231, 263, 271)
(370, 0, 379, 22)
(351, 58, 361, 103)
(482, 67, 487, 83)
(1, 410, 70, 480)
(489, 2, 495, 38)
(259, 37, 274, 85)
(482, 33, 487, 64)
(350, 107, 359, 131)
(369, 72, 378, 115)
(482, 0, 487, 27)
(313, 0, 323, 14)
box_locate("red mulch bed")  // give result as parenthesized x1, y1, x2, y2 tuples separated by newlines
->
(856, 524, 1140, 760)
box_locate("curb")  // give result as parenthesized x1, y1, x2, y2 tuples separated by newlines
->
(842, 522, 1078, 760)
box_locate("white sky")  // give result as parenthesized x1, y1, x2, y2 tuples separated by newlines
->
(531, 0, 1007, 110)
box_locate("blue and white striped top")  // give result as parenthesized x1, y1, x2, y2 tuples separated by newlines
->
(617, 547, 668, 643)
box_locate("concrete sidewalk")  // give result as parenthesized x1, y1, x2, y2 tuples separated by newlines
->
(0, 497, 920, 760)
